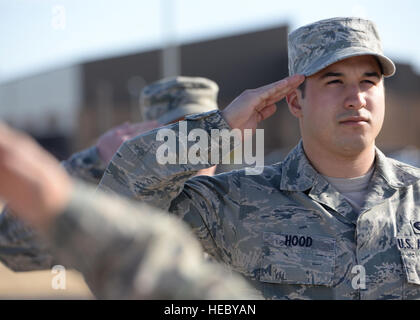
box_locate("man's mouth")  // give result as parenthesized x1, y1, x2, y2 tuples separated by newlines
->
(339, 116, 370, 125)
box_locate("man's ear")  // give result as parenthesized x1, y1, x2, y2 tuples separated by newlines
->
(286, 90, 303, 119)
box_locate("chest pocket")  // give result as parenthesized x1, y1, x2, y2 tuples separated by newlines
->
(396, 236, 420, 285)
(259, 232, 336, 286)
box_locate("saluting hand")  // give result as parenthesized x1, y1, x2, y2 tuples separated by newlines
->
(221, 75, 305, 137)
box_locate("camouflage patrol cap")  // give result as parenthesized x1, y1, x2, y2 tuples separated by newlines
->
(140, 76, 219, 124)
(288, 17, 396, 78)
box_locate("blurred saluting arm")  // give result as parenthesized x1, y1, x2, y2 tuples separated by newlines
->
(97, 76, 305, 262)
(0, 122, 255, 299)
(0, 120, 158, 272)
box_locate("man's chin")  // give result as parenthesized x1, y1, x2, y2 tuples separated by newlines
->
(334, 136, 373, 156)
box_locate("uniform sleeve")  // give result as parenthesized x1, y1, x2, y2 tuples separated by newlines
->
(0, 206, 55, 271)
(61, 145, 107, 185)
(44, 181, 257, 299)
(97, 110, 243, 261)
(97, 110, 237, 209)
(169, 172, 244, 264)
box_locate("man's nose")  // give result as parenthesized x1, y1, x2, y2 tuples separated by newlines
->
(344, 86, 367, 110)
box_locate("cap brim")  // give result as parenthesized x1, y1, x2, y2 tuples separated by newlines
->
(302, 47, 396, 78)
(158, 104, 219, 125)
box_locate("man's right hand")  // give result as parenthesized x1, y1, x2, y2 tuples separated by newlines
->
(221, 75, 305, 137)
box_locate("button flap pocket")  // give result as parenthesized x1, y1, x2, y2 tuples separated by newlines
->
(260, 232, 336, 286)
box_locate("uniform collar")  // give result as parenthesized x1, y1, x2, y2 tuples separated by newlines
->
(279, 140, 318, 192)
(279, 141, 420, 224)
(360, 147, 420, 215)
(374, 147, 420, 188)
(279, 140, 420, 192)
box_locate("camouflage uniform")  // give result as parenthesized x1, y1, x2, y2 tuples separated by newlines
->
(0, 77, 219, 272)
(39, 181, 257, 299)
(62, 146, 108, 185)
(98, 110, 420, 300)
(97, 18, 420, 299)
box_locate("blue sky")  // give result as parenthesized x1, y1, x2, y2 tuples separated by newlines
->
(1, 0, 420, 83)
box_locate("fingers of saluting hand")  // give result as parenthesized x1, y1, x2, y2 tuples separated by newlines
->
(0, 122, 25, 152)
(0, 121, 14, 140)
(256, 74, 305, 106)
(256, 104, 277, 122)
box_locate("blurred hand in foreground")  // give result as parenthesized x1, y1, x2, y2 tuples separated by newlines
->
(0, 122, 71, 230)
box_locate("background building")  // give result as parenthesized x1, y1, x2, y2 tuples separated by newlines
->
(1, 24, 419, 166)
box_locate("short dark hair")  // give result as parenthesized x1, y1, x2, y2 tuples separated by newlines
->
(374, 57, 384, 75)
(297, 79, 306, 99)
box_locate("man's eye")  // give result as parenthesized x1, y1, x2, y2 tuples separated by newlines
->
(362, 80, 375, 85)
(327, 80, 342, 85)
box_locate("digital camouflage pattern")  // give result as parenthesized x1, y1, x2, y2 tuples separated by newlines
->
(43, 181, 258, 299)
(0, 209, 55, 271)
(98, 110, 420, 300)
(0, 78, 219, 273)
(0, 141, 257, 299)
(288, 17, 396, 77)
(0, 146, 106, 271)
(140, 76, 219, 124)
(62, 146, 108, 185)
